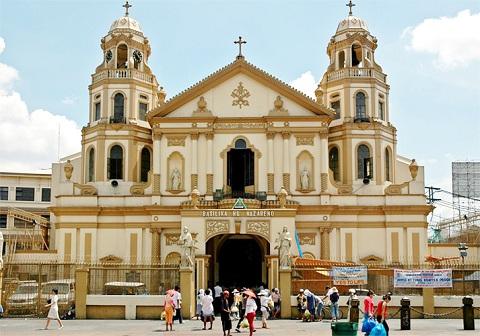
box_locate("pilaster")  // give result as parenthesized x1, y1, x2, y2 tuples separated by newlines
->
(180, 268, 195, 319)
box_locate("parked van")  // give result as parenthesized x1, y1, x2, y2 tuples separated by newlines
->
(6, 281, 38, 315)
(40, 279, 75, 316)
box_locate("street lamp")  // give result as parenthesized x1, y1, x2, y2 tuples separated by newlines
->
(458, 243, 468, 296)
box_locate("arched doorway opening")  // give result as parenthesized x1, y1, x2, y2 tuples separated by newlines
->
(206, 234, 269, 289)
(227, 139, 254, 198)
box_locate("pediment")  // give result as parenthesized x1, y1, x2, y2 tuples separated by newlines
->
(99, 254, 124, 264)
(360, 254, 384, 264)
(148, 59, 334, 121)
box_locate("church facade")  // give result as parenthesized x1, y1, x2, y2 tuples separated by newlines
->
(50, 5, 431, 290)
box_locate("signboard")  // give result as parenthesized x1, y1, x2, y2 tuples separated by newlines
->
(201, 210, 275, 217)
(332, 266, 368, 285)
(394, 269, 452, 288)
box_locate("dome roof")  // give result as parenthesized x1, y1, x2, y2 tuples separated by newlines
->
(336, 15, 369, 33)
(109, 16, 143, 34)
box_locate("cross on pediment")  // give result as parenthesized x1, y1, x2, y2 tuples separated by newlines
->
(234, 36, 247, 59)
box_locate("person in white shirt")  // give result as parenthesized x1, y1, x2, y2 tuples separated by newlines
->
(44, 289, 63, 330)
(201, 289, 215, 330)
(195, 289, 204, 320)
(173, 286, 183, 324)
(244, 290, 257, 336)
(214, 282, 223, 315)
(259, 290, 272, 329)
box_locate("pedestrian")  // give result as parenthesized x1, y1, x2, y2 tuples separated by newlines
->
(235, 288, 247, 333)
(314, 293, 323, 321)
(259, 289, 271, 328)
(231, 289, 241, 320)
(376, 294, 391, 336)
(271, 288, 281, 319)
(304, 289, 315, 322)
(201, 289, 214, 330)
(296, 289, 306, 319)
(329, 287, 340, 322)
(244, 289, 257, 336)
(195, 289, 204, 320)
(363, 290, 375, 335)
(214, 281, 223, 315)
(221, 290, 232, 336)
(44, 288, 64, 330)
(164, 289, 176, 331)
(173, 285, 182, 324)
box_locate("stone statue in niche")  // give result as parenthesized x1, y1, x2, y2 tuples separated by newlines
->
(301, 167, 310, 190)
(275, 226, 292, 268)
(171, 167, 182, 190)
(179, 226, 196, 268)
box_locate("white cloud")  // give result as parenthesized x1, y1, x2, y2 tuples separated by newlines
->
(62, 96, 77, 105)
(289, 71, 317, 99)
(0, 37, 81, 172)
(405, 10, 480, 69)
(0, 37, 5, 54)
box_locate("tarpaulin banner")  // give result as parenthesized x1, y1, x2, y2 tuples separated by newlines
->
(332, 266, 368, 285)
(394, 269, 452, 288)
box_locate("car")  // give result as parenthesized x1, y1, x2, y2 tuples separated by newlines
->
(6, 281, 39, 315)
(103, 282, 148, 295)
(40, 279, 75, 316)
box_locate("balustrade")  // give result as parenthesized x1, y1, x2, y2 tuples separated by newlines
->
(91, 69, 155, 85)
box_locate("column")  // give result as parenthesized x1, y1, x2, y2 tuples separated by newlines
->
(152, 132, 162, 194)
(279, 268, 292, 318)
(320, 228, 331, 260)
(150, 228, 161, 263)
(180, 268, 195, 319)
(191, 133, 199, 189)
(267, 132, 275, 194)
(282, 132, 290, 192)
(266, 255, 279, 290)
(320, 133, 329, 192)
(206, 132, 214, 195)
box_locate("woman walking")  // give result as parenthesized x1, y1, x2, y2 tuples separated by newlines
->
(244, 290, 257, 336)
(201, 289, 214, 330)
(362, 290, 375, 335)
(44, 288, 63, 330)
(376, 294, 391, 336)
(221, 290, 232, 336)
(271, 288, 281, 319)
(259, 290, 271, 328)
(195, 289, 204, 320)
(164, 289, 176, 331)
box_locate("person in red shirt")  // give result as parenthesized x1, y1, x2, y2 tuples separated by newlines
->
(363, 290, 375, 335)
(376, 294, 391, 336)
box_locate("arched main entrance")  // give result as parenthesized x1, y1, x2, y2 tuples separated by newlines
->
(206, 234, 269, 288)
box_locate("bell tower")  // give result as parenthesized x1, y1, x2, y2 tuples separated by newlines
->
(82, 2, 165, 185)
(318, 2, 396, 189)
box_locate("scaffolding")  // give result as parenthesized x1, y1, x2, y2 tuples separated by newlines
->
(452, 161, 480, 216)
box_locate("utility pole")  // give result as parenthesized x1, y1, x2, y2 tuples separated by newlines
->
(425, 186, 441, 204)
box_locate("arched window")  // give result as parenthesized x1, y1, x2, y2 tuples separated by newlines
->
(338, 51, 345, 69)
(88, 148, 95, 182)
(351, 44, 362, 67)
(329, 147, 340, 182)
(235, 138, 247, 149)
(357, 144, 372, 179)
(113, 93, 125, 123)
(116, 44, 128, 69)
(140, 147, 151, 182)
(108, 145, 123, 179)
(355, 92, 367, 121)
(385, 148, 391, 182)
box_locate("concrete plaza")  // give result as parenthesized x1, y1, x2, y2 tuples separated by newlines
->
(0, 318, 478, 336)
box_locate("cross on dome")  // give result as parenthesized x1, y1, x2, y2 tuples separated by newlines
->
(123, 1, 132, 17)
(234, 36, 247, 60)
(346, 0, 355, 16)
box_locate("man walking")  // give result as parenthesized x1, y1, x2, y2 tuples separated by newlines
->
(214, 282, 223, 315)
(173, 285, 183, 324)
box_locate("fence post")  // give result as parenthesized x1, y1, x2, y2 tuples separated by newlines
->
(400, 297, 411, 330)
(349, 297, 359, 323)
(422, 288, 434, 319)
(462, 296, 475, 330)
(279, 269, 292, 319)
(75, 268, 89, 319)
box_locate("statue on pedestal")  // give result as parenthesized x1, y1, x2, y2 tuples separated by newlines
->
(300, 167, 310, 190)
(179, 226, 196, 268)
(275, 226, 292, 268)
(171, 168, 182, 190)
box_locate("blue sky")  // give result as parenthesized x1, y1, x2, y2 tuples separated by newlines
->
(0, 0, 479, 219)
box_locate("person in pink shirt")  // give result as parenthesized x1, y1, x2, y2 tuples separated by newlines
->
(363, 290, 375, 335)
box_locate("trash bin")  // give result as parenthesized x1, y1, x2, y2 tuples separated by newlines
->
(331, 322, 358, 336)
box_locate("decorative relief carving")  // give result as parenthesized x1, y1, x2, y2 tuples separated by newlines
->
(295, 135, 314, 146)
(99, 254, 123, 264)
(360, 255, 384, 264)
(337, 184, 353, 195)
(73, 183, 97, 196)
(206, 174, 213, 195)
(193, 96, 212, 116)
(215, 122, 266, 129)
(282, 174, 290, 193)
(298, 233, 316, 245)
(321, 173, 328, 192)
(153, 174, 160, 194)
(385, 182, 409, 195)
(167, 135, 186, 147)
(246, 220, 270, 241)
(206, 220, 230, 240)
(165, 232, 198, 246)
(269, 96, 289, 116)
(231, 82, 250, 109)
(267, 173, 274, 194)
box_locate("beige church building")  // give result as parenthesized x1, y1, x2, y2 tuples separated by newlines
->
(50, 5, 431, 290)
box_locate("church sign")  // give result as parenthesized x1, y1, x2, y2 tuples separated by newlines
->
(201, 210, 275, 217)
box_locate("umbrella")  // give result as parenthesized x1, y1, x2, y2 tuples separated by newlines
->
(243, 289, 256, 298)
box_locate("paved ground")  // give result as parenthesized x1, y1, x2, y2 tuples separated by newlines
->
(0, 318, 478, 336)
